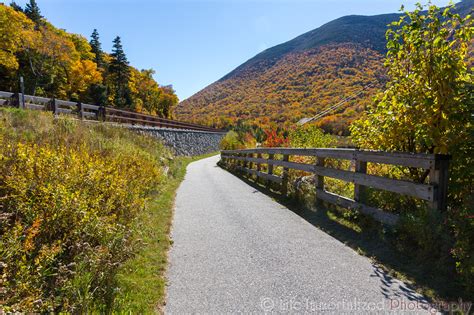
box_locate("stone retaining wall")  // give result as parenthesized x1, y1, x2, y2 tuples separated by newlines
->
(131, 126, 225, 156)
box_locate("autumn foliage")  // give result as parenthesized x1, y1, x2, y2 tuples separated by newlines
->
(351, 3, 474, 296)
(0, 108, 172, 311)
(262, 129, 289, 147)
(0, 2, 178, 117)
(176, 43, 385, 134)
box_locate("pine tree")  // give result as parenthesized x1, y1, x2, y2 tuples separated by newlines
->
(110, 37, 129, 69)
(89, 29, 104, 68)
(10, 1, 24, 12)
(87, 83, 108, 106)
(110, 36, 131, 107)
(24, 0, 42, 24)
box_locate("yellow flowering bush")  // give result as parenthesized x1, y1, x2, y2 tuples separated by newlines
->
(0, 108, 171, 312)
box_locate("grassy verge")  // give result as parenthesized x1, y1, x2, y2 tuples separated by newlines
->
(0, 107, 218, 312)
(113, 152, 218, 313)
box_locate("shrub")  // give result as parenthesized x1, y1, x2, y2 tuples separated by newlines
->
(289, 125, 335, 148)
(350, 3, 473, 296)
(220, 130, 243, 150)
(0, 108, 171, 312)
(263, 128, 288, 147)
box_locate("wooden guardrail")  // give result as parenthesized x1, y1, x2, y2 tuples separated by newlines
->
(220, 148, 450, 226)
(0, 91, 223, 133)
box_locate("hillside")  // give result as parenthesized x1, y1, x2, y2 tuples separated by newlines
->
(176, 0, 473, 134)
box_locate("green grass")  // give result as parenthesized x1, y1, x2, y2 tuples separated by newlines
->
(113, 152, 219, 313)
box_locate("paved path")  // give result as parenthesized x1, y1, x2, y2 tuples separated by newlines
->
(166, 155, 434, 314)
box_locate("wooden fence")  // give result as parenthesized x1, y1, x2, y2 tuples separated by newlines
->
(0, 91, 223, 133)
(220, 148, 450, 226)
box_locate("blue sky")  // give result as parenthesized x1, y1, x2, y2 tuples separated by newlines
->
(14, 0, 452, 100)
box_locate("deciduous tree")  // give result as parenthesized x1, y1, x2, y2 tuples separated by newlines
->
(350, 4, 473, 155)
(350, 3, 473, 294)
(0, 5, 35, 72)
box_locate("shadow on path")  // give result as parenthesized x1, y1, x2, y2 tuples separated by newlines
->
(223, 167, 459, 305)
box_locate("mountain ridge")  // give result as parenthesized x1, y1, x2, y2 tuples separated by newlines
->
(176, 0, 473, 133)
(221, 0, 473, 82)
(221, 13, 400, 81)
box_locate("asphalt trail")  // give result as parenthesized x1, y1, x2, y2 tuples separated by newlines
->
(166, 155, 434, 314)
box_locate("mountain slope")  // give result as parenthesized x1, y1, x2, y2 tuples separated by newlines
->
(176, 0, 473, 134)
(222, 13, 399, 81)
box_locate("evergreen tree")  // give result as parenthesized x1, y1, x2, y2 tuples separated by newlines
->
(87, 83, 108, 106)
(89, 29, 104, 68)
(10, 1, 24, 12)
(24, 0, 42, 24)
(110, 36, 131, 107)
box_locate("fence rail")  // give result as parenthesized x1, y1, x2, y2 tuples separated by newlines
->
(0, 91, 224, 133)
(220, 148, 450, 226)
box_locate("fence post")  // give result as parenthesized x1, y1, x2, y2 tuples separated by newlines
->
(354, 158, 368, 203)
(51, 98, 58, 116)
(267, 153, 275, 186)
(315, 157, 325, 207)
(281, 154, 289, 196)
(428, 155, 450, 213)
(238, 153, 244, 175)
(246, 153, 251, 171)
(268, 154, 274, 175)
(256, 153, 262, 172)
(255, 153, 262, 184)
(19, 76, 25, 109)
(13, 92, 25, 109)
(21, 93, 26, 109)
(246, 153, 251, 169)
(77, 102, 84, 120)
(97, 106, 106, 121)
(12, 93, 20, 108)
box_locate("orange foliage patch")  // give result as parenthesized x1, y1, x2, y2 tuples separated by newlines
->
(176, 43, 385, 135)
